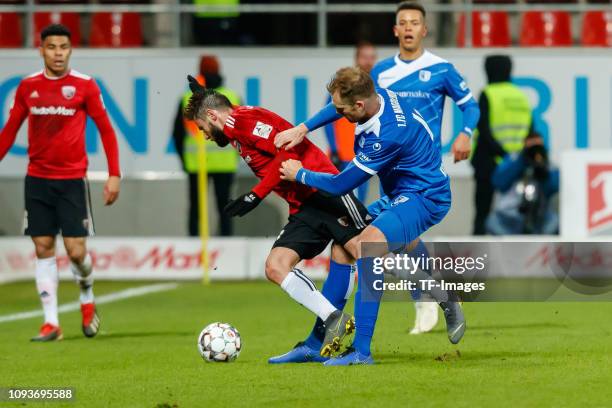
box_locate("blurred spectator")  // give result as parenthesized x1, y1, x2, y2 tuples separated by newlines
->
(192, 0, 240, 45)
(324, 41, 377, 202)
(487, 133, 559, 235)
(173, 55, 241, 236)
(471, 55, 533, 235)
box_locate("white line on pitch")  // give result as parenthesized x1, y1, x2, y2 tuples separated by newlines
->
(0, 283, 179, 324)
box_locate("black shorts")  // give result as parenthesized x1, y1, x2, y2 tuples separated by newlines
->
(272, 191, 371, 260)
(23, 175, 95, 237)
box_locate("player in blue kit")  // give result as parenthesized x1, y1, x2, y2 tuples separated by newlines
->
(276, 1, 479, 335)
(279, 67, 466, 365)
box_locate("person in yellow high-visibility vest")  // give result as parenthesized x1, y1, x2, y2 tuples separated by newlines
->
(172, 55, 241, 236)
(192, 0, 240, 45)
(470, 55, 533, 235)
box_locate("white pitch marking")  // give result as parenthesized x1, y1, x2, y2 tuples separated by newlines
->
(0, 283, 179, 324)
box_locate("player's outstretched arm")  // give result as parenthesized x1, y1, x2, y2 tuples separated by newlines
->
(280, 159, 371, 196)
(224, 149, 299, 217)
(274, 103, 341, 150)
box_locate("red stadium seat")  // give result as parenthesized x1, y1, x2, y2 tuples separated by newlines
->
(34, 12, 81, 46)
(89, 12, 143, 47)
(581, 11, 612, 47)
(0, 13, 23, 47)
(520, 11, 573, 46)
(457, 11, 511, 47)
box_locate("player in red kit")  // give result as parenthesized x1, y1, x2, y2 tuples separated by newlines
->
(184, 79, 370, 360)
(0, 25, 121, 341)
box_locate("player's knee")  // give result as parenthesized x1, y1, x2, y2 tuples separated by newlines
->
(66, 245, 86, 264)
(264, 258, 287, 285)
(33, 238, 55, 258)
(331, 243, 354, 264)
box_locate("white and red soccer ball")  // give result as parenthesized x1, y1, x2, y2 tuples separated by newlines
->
(197, 322, 241, 362)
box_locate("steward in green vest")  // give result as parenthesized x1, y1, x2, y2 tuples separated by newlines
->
(181, 85, 240, 174)
(471, 55, 533, 235)
(172, 55, 241, 237)
(191, 0, 240, 45)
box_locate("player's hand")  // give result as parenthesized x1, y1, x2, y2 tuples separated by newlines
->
(280, 159, 303, 182)
(224, 192, 262, 217)
(187, 75, 205, 94)
(451, 132, 472, 163)
(274, 124, 308, 150)
(103, 176, 121, 206)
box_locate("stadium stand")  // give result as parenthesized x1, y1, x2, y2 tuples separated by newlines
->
(0, 0, 23, 48)
(457, 11, 511, 47)
(89, 12, 143, 47)
(581, 10, 612, 46)
(34, 12, 81, 46)
(520, 11, 573, 46)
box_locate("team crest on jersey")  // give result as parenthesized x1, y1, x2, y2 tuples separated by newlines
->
(419, 70, 431, 82)
(358, 137, 365, 148)
(253, 122, 273, 139)
(61, 86, 76, 100)
(391, 195, 410, 207)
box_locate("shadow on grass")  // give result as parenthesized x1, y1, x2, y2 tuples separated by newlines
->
(375, 349, 535, 365)
(401, 322, 566, 337)
(62, 331, 195, 341)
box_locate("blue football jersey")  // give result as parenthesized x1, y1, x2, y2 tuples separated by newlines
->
(352, 89, 450, 202)
(370, 50, 474, 149)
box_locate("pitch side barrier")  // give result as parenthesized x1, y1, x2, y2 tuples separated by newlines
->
(2, 236, 612, 302)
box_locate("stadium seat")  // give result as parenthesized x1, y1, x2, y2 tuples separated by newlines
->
(457, 11, 511, 47)
(581, 11, 612, 47)
(89, 12, 143, 47)
(34, 12, 81, 46)
(520, 11, 573, 46)
(0, 12, 23, 47)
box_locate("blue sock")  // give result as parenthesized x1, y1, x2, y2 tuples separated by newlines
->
(353, 257, 383, 356)
(303, 260, 355, 350)
(409, 240, 430, 301)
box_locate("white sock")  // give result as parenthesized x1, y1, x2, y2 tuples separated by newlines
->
(35, 257, 59, 326)
(70, 254, 94, 304)
(280, 269, 337, 321)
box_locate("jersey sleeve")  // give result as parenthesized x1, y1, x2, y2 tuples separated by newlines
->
(85, 79, 108, 119)
(0, 82, 28, 161)
(352, 136, 403, 175)
(444, 64, 475, 107)
(85, 79, 121, 177)
(444, 64, 480, 135)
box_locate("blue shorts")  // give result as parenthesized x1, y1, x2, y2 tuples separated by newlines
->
(371, 193, 450, 252)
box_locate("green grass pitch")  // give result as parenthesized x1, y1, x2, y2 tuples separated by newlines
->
(1, 280, 611, 407)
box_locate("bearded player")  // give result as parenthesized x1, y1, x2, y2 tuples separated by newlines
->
(184, 78, 372, 360)
(0, 24, 121, 341)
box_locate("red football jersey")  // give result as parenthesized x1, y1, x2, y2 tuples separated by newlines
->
(223, 106, 338, 214)
(0, 69, 120, 179)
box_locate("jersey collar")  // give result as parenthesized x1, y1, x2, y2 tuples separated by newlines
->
(394, 50, 428, 65)
(43, 68, 71, 80)
(355, 94, 384, 137)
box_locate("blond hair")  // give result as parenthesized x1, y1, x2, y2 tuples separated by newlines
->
(326, 67, 375, 105)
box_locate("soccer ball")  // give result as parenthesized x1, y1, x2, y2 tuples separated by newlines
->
(197, 322, 241, 362)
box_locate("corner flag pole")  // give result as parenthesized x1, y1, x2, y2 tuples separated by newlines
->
(197, 131, 210, 285)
